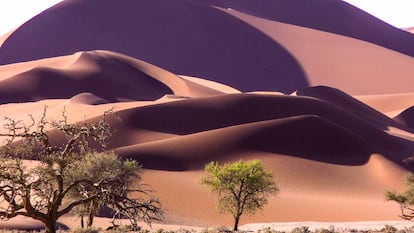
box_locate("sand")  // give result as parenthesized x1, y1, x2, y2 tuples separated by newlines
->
(1, 0, 414, 231)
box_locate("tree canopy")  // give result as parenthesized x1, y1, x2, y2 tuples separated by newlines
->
(201, 159, 279, 231)
(386, 172, 414, 220)
(0, 109, 163, 233)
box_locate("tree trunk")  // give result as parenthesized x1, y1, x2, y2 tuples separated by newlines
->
(44, 220, 56, 233)
(233, 215, 240, 232)
(87, 211, 94, 227)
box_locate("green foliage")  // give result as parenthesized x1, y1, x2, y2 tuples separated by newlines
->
(290, 226, 311, 233)
(385, 172, 414, 220)
(380, 225, 397, 233)
(0, 109, 162, 233)
(201, 160, 279, 231)
(67, 152, 163, 229)
(314, 229, 332, 233)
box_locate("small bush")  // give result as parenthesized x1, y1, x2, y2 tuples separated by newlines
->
(290, 226, 311, 233)
(201, 226, 232, 233)
(71, 227, 100, 233)
(315, 228, 332, 233)
(260, 227, 285, 233)
(380, 225, 398, 233)
(156, 229, 166, 233)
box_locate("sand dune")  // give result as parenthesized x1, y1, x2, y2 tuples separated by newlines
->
(0, 0, 308, 93)
(221, 8, 414, 95)
(1, 0, 414, 230)
(2, 1, 414, 94)
(356, 93, 414, 118)
(0, 90, 411, 228)
(208, 0, 414, 57)
(403, 27, 414, 34)
(0, 50, 234, 105)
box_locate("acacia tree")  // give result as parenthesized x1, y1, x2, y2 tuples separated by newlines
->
(0, 109, 163, 233)
(201, 160, 279, 231)
(67, 152, 163, 229)
(386, 172, 414, 220)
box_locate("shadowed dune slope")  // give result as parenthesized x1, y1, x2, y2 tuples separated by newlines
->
(0, 89, 413, 225)
(0, 0, 307, 93)
(19, 90, 414, 170)
(220, 8, 414, 95)
(209, 0, 414, 57)
(108, 93, 412, 151)
(2, 1, 414, 94)
(394, 106, 414, 130)
(116, 115, 377, 171)
(0, 50, 230, 104)
(296, 86, 411, 131)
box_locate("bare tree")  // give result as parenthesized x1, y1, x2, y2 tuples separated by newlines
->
(0, 109, 163, 233)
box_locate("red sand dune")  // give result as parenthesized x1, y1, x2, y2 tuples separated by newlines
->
(1, 0, 414, 230)
(0, 86, 412, 227)
(221, 8, 414, 95)
(0, 0, 308, 93)
(2, 0, 414, 93)
(0, 50, 230, 104)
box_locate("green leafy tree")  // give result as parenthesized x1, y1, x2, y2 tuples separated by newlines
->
(201, 160, 279, 231)
(67, 152, 163, 229)
(0, 109, 163, 233)
(386, 172, 414, 220)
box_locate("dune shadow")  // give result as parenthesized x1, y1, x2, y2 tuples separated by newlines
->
(0, 0, 308, 93)
(209, 0, 414, 58)
(0, 57, 173, 104)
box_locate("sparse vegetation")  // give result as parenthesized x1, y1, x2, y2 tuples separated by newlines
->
(0, 109, 163, 233)
(0, 224, 410, 233)
(291, 226, 311, 233)
(385, 172, 414, 220)
(201, 160, 279, 232)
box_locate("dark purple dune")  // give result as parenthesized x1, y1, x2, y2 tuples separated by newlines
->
(2, 1, 414, 93)
(116, 115, 377, 171)
(394, 106, 414, 130)
(0, 0, 308, 93)
(0, 51, 174, 104)
(103, 93, 414, 163)
(296, 86, 410, 132)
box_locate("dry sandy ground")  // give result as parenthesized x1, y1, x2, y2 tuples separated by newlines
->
(0, 51, 413, 230)
(1, 1, 414, 231)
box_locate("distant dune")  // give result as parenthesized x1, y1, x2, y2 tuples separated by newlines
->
(2, 0, 414, 93)
(1, 0, 414, 230)
(403, 27, 414, 34)
(0, 50, 231, 104)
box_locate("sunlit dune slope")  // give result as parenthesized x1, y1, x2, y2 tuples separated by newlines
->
(207, 0, 414, 58)
(220, 8, 414, 95)
(403, 27, 414, 34)
(0, 0, 308, 93)
(143, 153, 406, 224)
(355, 93, 414, 118)
(0, 86, 412, 226)
(2, 0, 414, 228)
(0, 50, 232, 104)
(3, 1, 414, 93)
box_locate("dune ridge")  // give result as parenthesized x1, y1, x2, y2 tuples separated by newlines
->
(0, 90, 407, 226)
(1, 0, 414, 230)
(0, 50, 235, 105)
